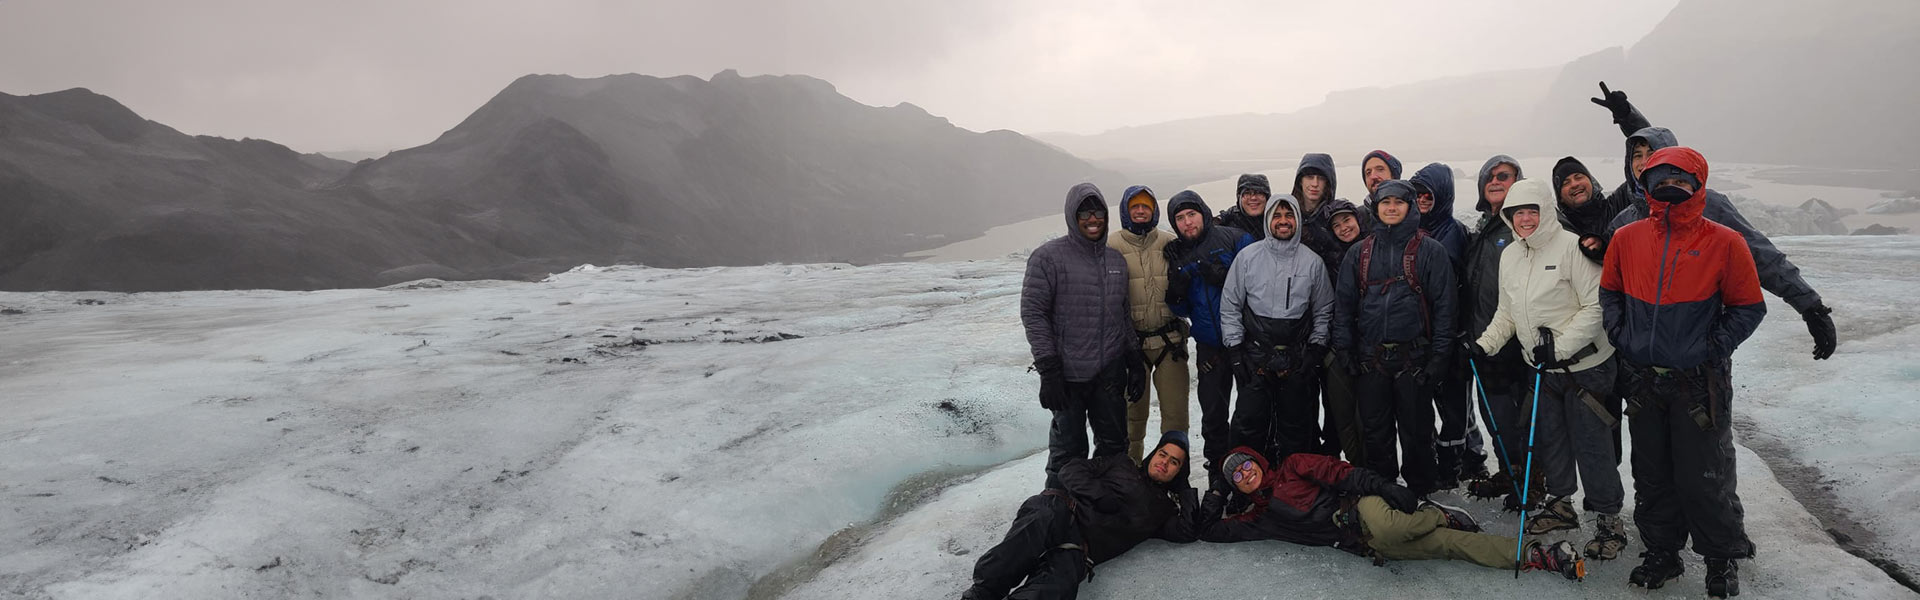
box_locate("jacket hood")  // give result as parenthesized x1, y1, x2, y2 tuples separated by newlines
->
(1642, 146, 1710, 232)
(1369, 179, 1422, 243)
(1226, 445, 1272, 477)
(1498, 179, 1565, 249)
(1166, 190, 1212, 242)
(1236, 173, 1272, 197)
(1257, 193, 1307, 258)
(1410, 162, 1457, 229)
(1145, 430, 1194, 489)
(1624, 127, 1680, 198)
(1475, 155, 1523, 213)
(1062, 182, 1109, 246)
(1292, 153, 1339, 209)
(1119, 185, 1161, 235)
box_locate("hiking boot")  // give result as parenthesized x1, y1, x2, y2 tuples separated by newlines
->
(1628, 550, 1685, 589)
(1583, 512, 1629, 560)
(1465, 469, 1513, 499)
(1705, 558, 1741, 598)
(1525, 495, 1580, 535)
(1421, 500, 1481, 533)
(1523, 540, 1586, 580)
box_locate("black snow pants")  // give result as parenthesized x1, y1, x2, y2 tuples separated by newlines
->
(965, 493, 1089, 600)
(1230, 362, 1321, 463)
(1624, 357, 1754, 559)
(1355, 344, 1439, 495)
(1195, 343, 1237, 485)
(1046, 360, 1128, 477)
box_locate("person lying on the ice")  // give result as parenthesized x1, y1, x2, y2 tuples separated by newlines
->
(1197, 447, 1585, 580)
(961, 431, 1201, 600)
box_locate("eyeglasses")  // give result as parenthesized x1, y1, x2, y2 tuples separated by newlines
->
(1076, 209, 1105, 221)
(1489, 172, 1515, 183)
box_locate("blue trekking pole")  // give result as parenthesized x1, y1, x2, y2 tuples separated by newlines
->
(1468, 358, 1522, 499)
(1512, 364, 1545, 578)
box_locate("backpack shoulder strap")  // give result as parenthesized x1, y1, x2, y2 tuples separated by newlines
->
(1403, 232, 1431, 335)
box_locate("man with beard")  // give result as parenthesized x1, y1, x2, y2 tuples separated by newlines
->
(1359, 150, 1403, 202)
(1221, 194, 1334, 462)
(1589, 82, 1837, 362)
(1163, 191, 1258, 487)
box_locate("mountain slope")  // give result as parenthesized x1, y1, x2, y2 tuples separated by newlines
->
(0, 72, 1121, 291)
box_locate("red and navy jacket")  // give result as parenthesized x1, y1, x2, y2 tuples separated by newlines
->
(1599, 147, 1766, 370)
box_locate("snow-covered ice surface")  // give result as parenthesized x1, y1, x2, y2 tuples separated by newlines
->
(2, 239, 1916, 599)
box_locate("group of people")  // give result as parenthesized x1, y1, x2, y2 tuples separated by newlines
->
(972, 83, 1839, 599)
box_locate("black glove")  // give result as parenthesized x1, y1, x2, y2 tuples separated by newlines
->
(1165, 267, 1192, 306)
(1460, 339, 1489, 361)
(1379, 483, 1420, 514)
(1123, 349, 1149, 404)
(1229, 343, 1255, 379)
(1035, 355, 1067, 411)
(1198, 257, 1231, 286)
(1198, 489, 1228, 523)
(1802, 303, 1837, 360)
(1531, 336, 1559, 370)
(1412, 357, 1446, 388)
(1304, 343, 1330, 371)
(1161, 241, 1184, 264)
(1589, 81, 1635, 124)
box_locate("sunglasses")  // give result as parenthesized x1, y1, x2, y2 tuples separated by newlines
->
(1489, 172, 1515, 183)
(1230, 460, 1258, 483)
(1076, 209, 1106, 221)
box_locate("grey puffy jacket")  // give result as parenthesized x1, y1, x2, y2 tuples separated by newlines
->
(1022, 183, 1134, 382)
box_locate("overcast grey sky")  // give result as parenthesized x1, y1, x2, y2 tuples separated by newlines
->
(0, 0, 1680, 152)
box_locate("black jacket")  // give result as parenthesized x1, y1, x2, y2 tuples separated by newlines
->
(1461, 155, 1523, 344)
(1055, 445, 1200, 563)
(1332, 180, 1458, 362)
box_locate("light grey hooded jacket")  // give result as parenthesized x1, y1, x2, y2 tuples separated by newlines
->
(1220, 194, 1335, 349)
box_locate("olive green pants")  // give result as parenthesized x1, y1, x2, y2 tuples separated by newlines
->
(1127, 345, 1191, 463)
(1356, 496, 1517, 569)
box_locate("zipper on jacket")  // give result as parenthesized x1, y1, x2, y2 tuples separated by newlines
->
(1650, 211, 1673, 366)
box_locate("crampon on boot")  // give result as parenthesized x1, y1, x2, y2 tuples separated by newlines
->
(1465, 469, 1513, 499)
(1523, 540, 1587, 581)
(1582, 512, 1628, 560)
(1421, 500, 1481, 533)
(1705, 558, 1740, 598)
(1628, 550, 1685, 589)
(1525, 495, 1580, 535)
